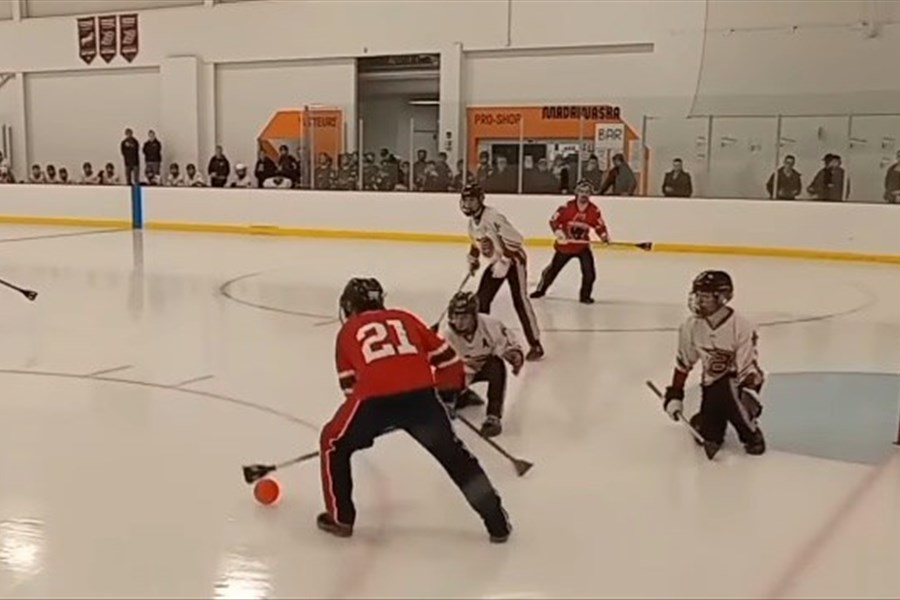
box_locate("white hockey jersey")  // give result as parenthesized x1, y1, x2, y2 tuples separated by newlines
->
(468, 206, 527, 265)
(675, 308, 764, 387)
(442, 314, 522, 384)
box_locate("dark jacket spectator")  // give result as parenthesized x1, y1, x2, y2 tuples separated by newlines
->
(808, 154, 848, 201)
(314, 153, 336, 190)
(143, 130, 162, 176)
(484, 156, 517, 194)
(599, 153, 637, 196)
(883, 150, 900, 204)
(766, 155, 802, 200)
(434, 152, 453, 190)
(120, 128, 140, 185)
(0, 165, 16, 183)
(524, 158, 559, 194)
(58, 167, 70, 184)
(581, 156, 604, 194)
(277, 145, 299, 186)
(254, 151, 277, 188)
(362, 153, 379, 190)
(396, 161, 411, 190)
(412, 149, 428, 190)
(476, 151, 493, 184)
(662, 158, 693, 197)
(207, 145, 231, 187)
(335, 154, 357, 190)
(452, 159, 475, 192)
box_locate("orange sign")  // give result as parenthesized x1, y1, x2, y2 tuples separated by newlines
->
(466, 104, 639, 171)
(258, 108, 343, 160)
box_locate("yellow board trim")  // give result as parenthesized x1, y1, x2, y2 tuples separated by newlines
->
(0, 215, 131, 228)
(145, 220, 900, 266)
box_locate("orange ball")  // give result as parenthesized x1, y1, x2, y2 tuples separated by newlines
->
(253, 478, 281, 505)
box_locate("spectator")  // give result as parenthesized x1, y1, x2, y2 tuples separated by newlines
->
(452, 159, 475, 192)
(484, 155, 517, 193)
(29, 164, 45, 183)
(766, 155, 802, 200)
(883, 149, 900, 204)
(808, 153, 848, 201)
(581, 155, 604, 194)
(422, 161, 446, 192)
(277, 145, 299, 187)
(0, 164, 15, 183)
(185, 163, 206, 187)
(396, 160, 412, 190)
(434, 152, 453, 190)
(662, 158, 693, 197)
(412, 149, 428, 190)
(120, 128, 140, 185)
(80, 162, 99, 185)
(263, 173, 292, 189)
(166, 163, 185, 187)
(143, 165, 161, 186)
(335, 153, 357, 190)
(599, 153, 637, 196)
(314, 153, 336, 190)
(101, 162, 121, 185)
(551, 155, 569, 191)
(45, 164, 59, 184)
(362, 152, 379, 190)
(379, 148, 399, 184)
(207, 145, 231, 187)
(476, 151, 492, 184)
(231, 163, 253, 188)
(524, 157, 559, 194)
(143, 130, 162, 178)
(254, 150, 277, 189)
(58, 167, 70, 184)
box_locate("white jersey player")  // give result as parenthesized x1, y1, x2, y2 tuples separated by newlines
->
(442, 291, 524, 438)
(460, 183, 544, 361)
(663, 270, 766, 458)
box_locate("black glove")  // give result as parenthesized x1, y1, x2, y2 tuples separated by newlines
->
(437, 389, 460, 420)
(663, 386, 684, 422)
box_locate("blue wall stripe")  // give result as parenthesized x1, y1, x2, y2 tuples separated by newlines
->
(131, 185, 143, 229)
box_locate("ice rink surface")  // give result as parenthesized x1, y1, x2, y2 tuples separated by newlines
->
(0, 224, 898, 599)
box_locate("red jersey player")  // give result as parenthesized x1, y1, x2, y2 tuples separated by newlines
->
(530, 179, 609, 303)
(318, 277, 511, 543)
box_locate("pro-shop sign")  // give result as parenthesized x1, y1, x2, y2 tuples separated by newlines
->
(77, 14, 139, 65)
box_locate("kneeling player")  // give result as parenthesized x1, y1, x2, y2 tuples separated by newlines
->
(663, 271, 766, 459)
(443, 292, 524, 438)
(318, 278, 511, 542)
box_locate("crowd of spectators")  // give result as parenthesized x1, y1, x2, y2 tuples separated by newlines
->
(1, 127, 899, 204)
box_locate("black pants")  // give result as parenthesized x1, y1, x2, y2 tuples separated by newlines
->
(477, 259, 540, 347)
(319, 387, 509, 536)
(535, 249, 596, 300)
(471, 355, 507, 419)
(124, 164, 140, 186)
(692, 377, 761, 445)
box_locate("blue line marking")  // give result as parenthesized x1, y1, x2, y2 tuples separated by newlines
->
(131, 184, 143, 229)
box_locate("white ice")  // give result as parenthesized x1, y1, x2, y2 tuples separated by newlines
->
(0, 224, 898, 599)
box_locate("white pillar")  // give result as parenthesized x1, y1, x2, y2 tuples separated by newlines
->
(439, 42, 463, 166)
(199, 61, 216, 163)
(11, 0, 23, 21)
(13, 72, 27, 176)
(160, 56, 201, 167)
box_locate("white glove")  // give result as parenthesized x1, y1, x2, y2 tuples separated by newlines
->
(467, 254, 480, 275)
(665, 399, 683, 421)
(554, 229, 567, 242)
(491, 258, 511, 279)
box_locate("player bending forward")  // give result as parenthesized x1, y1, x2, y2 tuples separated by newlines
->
(443, 292, 524, 438)
(663, 271, 766, 459)
(318, 278, 511, 543)
(530, 179, 609, 304)
(461, 183, 544, 361)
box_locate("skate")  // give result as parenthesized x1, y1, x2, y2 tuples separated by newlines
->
(487, 515, 512, 544)
(526, 343, 545, 361)
(480, 415, 503, 438)
(744, 429, 766, 456)
(529, 289, 545, 299)
(456, 388, 486, 409)
(316, 512, 353, 538)
(579, 296, 595, 304)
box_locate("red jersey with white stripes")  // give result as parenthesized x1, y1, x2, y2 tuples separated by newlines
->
(550, 199, 608, 255)
(335, 308, 464, 401)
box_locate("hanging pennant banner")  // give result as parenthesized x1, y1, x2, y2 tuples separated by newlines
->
(77, 17, 98, 65)
(98, 15, 118, 63)
(119, 14, 139, 63)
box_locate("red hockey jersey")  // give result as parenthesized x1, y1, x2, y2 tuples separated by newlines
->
(550, 199, 608, 254)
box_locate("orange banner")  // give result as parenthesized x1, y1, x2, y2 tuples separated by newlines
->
(258, 108, 343, 160)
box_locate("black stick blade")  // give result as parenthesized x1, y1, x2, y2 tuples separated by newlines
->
(242, 464, 275, 485)
(24, 290, 38, 301)
(636, 242, 653, 251)
(703, 442, 721, 461)
(514, 460, 534, 477)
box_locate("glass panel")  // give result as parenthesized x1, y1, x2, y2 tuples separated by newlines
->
(644, 117, 708, 198)
(848, 116, 900, 204)
(708, 116, 778, 200)
(779, 116, 850, 201)
(26, 0, 202, 18)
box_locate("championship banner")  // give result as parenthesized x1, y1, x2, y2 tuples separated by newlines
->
(98, 15, 118, 63)
(119, 14, 139, 63)
(77, 17, 97, 65)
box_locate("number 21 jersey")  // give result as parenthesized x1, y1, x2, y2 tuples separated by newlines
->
(335, 308, 464, 402)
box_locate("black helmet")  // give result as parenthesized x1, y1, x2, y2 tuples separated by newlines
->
(689, 270, 733, 316)
(447, 291, 479, 333)
(339, 277, 385, 320)
(460, 183, 485, 217)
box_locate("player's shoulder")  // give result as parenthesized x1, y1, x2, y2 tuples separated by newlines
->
(730, 309, 758, 332)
